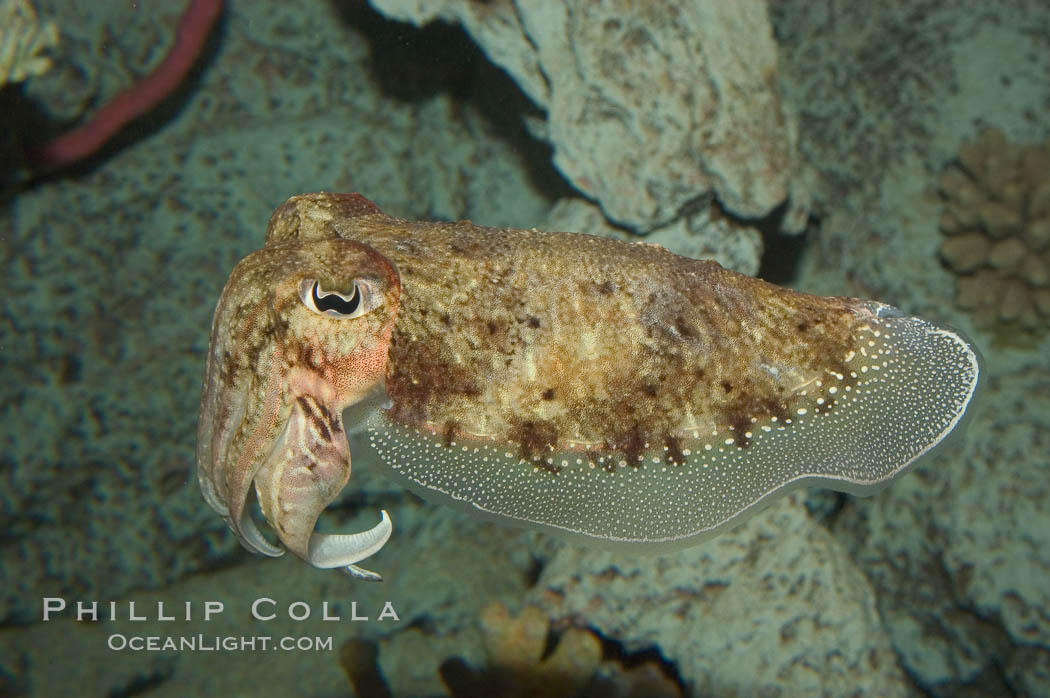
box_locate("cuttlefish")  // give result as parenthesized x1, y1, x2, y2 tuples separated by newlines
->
(197, 193, 980, 579)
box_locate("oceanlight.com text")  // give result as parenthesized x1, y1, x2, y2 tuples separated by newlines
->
(107, 633, 334, 652)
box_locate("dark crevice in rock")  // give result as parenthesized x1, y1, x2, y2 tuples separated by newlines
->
(330, 0, 573, 206)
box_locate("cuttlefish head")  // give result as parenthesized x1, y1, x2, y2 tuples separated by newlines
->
(196, 236, 400, 579)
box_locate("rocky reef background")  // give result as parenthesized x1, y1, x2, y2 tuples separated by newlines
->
(1, 0, 1047, 696)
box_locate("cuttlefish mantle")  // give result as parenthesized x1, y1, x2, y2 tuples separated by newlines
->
(196, 192, 981, 578)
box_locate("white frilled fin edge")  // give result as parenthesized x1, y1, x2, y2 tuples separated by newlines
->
(349, 302, 980, 552)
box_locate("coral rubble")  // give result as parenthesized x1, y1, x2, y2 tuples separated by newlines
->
(338, 602, 683, 698)
(938, 127, 1050, 330)
(440, 602, 682, 698)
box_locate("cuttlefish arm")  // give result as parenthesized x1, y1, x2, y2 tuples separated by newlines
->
(196, 221, 400, 579)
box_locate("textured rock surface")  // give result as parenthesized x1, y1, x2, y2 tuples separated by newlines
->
(775, 0, 1050, 694)
(0, 498, 908, 696)
(371, 0, 797, 230)
(0, 503, 537, 696)
(0, 0, 557, 624)
(526, 496, 910, 697)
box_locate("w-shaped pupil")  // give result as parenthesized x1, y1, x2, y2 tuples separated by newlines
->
(313, 282, 360, 315)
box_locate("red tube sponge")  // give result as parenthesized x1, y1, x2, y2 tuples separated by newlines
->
(33, 0, 224, 170)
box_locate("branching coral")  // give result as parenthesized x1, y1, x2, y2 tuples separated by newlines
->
(0, 0, 57, 87)
(937, 127, 1050, 330)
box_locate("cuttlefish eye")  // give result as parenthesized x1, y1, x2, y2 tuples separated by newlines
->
(298, 278, 380, 318)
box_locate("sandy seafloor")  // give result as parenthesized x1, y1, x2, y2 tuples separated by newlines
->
(1, 1, 1048, 696)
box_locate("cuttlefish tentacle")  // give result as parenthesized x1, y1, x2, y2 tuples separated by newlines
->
(196, 235, 400, 577)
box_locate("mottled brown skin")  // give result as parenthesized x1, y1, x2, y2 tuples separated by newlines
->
(196, 230, 400, 566)
(266, 193, 867, 468)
